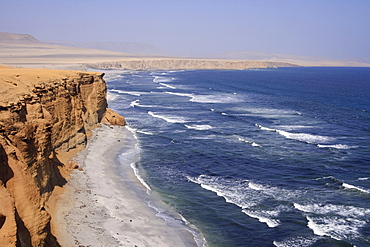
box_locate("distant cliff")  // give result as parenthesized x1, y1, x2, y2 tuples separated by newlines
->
(0, 66, 124, 246)
(0, 32, 42, 44)
(87, 58, 298, 70)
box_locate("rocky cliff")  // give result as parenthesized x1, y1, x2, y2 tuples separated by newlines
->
(87, 58, 298, 70)
(0, 66, 124, 246)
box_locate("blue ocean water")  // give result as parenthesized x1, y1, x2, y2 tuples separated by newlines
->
(106, 68, 370, 247)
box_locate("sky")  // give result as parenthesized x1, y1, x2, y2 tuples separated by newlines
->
(1, 0, 370, 60)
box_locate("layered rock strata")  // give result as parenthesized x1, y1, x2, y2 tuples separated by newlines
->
(0, 66, 124, 246)
(87, 58, 298, 70)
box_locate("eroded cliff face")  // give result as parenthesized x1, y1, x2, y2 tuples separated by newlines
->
(0, 67, 124, 246)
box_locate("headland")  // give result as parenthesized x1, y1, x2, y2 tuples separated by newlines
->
(0, 65, 124, 246)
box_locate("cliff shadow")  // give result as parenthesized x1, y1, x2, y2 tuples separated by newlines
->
(15, 209, 32, 247)
(44, 221, 61, 247)
(50, 151, 68, 191)
(0, 143, 14, 185)
(40, 150, 68, 196)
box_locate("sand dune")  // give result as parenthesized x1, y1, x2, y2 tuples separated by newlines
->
(0, 41, 143, 69)
(1, 32, 369, 69)
(0, 32, 296, 70)
(0, 41, 297, 70)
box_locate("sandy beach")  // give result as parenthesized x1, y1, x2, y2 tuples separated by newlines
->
(54, 124, 200, 247)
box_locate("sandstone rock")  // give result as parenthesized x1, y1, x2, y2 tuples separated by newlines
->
(101, 108, 126, 126)
(0, 67, 123, 246)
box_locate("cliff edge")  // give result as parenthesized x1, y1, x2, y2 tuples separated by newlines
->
(0, 66, 124, 246)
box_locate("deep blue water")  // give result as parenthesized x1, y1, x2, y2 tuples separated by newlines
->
(106, 67, 370, 247)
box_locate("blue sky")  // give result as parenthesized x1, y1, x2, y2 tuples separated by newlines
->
(1, 0, 370, 59)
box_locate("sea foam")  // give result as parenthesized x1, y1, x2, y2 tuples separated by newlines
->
(188, 175, 285, 228)
(185, 124, 213, 130)
(273, 235, 322, 247)
(317, 144, 356, 149)
(306, 216, 366, 241)
(148, 111, 188, 123)
(235, 135, 261, 147)
(165, 91, 193, 98)
(242, 209, 281, 228)
(342, 183, 370, 194)
(255, 124, 334, 144)
(165, 91, 242, 104)
(294, 203, 370, 241)
(130, 99, 140, 107)
(130, 100, 156, 108)
(293, 203, 370, 217)
(159, 83, 177, 89)
(110, 89, 142, 96)
(190, 94, 241, 104)
(130, 163, 151, 193)
(153, 76, 174, 83)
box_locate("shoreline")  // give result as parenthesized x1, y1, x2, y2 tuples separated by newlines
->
(54, 124, 201, 246)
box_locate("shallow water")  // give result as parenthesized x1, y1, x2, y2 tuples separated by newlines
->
(106, 68, 370, 247)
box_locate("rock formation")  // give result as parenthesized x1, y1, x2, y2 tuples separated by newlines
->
(0, 66, 124, 246)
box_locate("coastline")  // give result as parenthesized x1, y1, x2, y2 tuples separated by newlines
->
(54, 124, 200, 246)
(2, 33, 369, 246)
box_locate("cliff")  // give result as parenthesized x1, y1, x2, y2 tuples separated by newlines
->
(0, 32, 42, 44)
(0, 66, 124, 246)
(87, 58, 298, 70)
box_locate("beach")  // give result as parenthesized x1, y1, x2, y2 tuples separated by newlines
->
(54, 124, 199, 247)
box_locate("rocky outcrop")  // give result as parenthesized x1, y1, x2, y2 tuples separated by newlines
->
(87, 58, 298, 70)
(101, 108, 126, 126)
(0, 67, 124, 246)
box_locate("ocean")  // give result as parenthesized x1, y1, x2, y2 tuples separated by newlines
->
(105, 67, 370, 247)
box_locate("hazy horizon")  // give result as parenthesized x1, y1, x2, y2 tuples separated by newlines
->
(1, 0, 369, 60)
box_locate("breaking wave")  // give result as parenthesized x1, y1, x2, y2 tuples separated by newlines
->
(184, 124, 213, 130)
(255, 124, 335, 144)
(148, 111, 188, 123)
